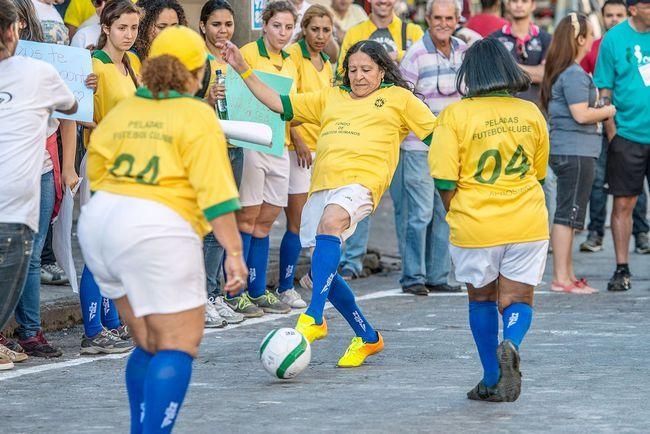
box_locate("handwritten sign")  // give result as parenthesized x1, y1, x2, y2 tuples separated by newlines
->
(16, 40, 93, 122)
(251, 0, 265, 30)
(225, 69, 293, 156)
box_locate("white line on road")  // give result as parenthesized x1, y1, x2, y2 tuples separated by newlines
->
(0, 288, 555, 381)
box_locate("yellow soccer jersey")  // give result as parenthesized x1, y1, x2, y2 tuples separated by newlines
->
(280, 84, 436, 209)
(429, 93, 550, 248)
(64, 0, 96, 28)
(286, 40, 333, 151)
(87, 88, 241, 235)
(241, 38, 297, 147)
(337, 16, 423, 76)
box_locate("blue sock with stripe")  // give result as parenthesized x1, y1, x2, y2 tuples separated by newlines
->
(101, 296, 121, 330)
(305, 234, 341, 324)
(278, 230, 301, 292)
(79, 266, 104, 338)
(125, 347, 153, 434)
(469, 301, 500, 387)
(328, 274, 377, 343)
(247, 235, 269, 298)
(502, 302, 533, 349)
(142, 350, 193, 434)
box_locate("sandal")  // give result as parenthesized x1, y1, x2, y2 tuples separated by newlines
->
(551, 279, 598, 294)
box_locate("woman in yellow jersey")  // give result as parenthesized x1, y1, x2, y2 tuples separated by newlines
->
(429, 38, 549, 403)
(133, 0, 186, 60)
(275, 4, 334, 309)
(224, 0, 298, 318)
(78, 26, 246, 433)
(220, 39, 436, 368)
(197, 0, 246, 327)
(76, 0, 141, 357)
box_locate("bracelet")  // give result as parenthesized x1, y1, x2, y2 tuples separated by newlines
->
(239, 68, 252, 79)
(228, 251, 243, 257)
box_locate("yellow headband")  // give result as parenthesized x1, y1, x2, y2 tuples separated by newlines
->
(569, 13, 580, 39)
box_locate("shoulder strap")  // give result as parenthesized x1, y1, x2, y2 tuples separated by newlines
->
(195, 60, 212, 98)
(401, 21, 408, 51)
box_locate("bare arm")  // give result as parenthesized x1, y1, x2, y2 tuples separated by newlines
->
(519, 64, 544, 84)
(438, 189, 456, 212)
(219, 41, 283, 114)
(59, 120, 79, 189)
(209, 212, 247, 295)
(568, 102, 616, 125)
(58, 100, 78, 115)
(598, 89, 617, 141)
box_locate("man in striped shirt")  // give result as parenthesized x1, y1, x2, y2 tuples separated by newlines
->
(390, 0, 467, 296)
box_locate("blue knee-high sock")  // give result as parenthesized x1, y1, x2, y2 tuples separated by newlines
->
(328, 274, 377, 343)
(101, 297, 121, 330)
(305, 234, 342, 324)
(247, 235, 270, 298)
(278, 230, 302, 292)
(469, 301, 500, 387)
(225, 232, 252, 298)
(142, 350, 193, 434)
(502, 302, 533, 349)
(79, 266, 104, 337)
(125, 347, 153, 434)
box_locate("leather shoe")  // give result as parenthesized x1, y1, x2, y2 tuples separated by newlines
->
(426, 283, 462, 293)
(402, 284, 428, 296)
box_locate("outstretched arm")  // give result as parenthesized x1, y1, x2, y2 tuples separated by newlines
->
(219, 41, 284, 114)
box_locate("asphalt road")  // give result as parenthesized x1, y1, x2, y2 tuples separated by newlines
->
(2, 254, 649, 433)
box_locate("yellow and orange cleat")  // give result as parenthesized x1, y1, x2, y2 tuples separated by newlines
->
(295, 313, 328, 343)
(337, 332, 384, 368)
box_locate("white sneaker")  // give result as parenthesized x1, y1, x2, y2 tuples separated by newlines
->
(299, 273, 313, 291)
(204, 302, 227, 328)
(212, 296, 245, 324)
(275, 288, 307, 308)
(0, 352, 14, 370)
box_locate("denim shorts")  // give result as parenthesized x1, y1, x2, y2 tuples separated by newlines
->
(549, 154, 596, 229)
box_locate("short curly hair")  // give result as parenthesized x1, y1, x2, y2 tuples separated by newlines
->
(134, 0, 187, 59)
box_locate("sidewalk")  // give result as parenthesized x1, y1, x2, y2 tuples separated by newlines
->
(3, 193, 648, 335)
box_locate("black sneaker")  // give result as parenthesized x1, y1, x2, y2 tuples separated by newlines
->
(467, 380, 504, 402)
(18, 330, 62, 358)
(402, 284, 428, 296)
(496, 340, 522, 402)
(607, 268, 631, 291)
(426, 283, 462, 293)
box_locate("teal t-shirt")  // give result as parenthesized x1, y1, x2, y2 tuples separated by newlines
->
(593, 20, 650, 145)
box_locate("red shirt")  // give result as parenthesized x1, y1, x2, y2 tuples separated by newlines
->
(580, 37, 602, 75)
(466, 14, 509, 37)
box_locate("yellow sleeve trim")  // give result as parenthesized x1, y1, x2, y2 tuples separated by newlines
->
(203, 198, 241, 221)
(434, 179, 457, 190)
(280, 94, 293, 121)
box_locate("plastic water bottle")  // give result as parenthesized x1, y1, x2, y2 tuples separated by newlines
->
(216, 69, 228, 120)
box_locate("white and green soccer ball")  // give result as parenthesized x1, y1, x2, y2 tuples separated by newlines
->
(259, 328, 311, 379)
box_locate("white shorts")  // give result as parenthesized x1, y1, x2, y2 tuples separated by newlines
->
(288, 150, 315, 195)
(78, 191, 206, 317)
(239, 148, 290, 207)
(299, 184, 373, 248)
(449, 240, 549, 288)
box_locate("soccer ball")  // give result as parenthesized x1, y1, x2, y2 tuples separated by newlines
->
(259, 328, 311, 379)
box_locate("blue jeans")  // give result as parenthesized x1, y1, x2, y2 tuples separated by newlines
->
(203, 147, 244, 299)
(15, 171, 55, 339)
(0, 224, 34, 330)
(389, 150, 451, 287)
(543, 165, 557, 233)
(339, 216, 370, 276)
(587, 137, 649, 236)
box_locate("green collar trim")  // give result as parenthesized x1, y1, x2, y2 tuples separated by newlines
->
(135, 87, 198, 100)
(298, 38, 330, 62)
(92, 50, 113, 64)
(256, 37, 289, 60)
(462, 90, 512, 99)
(338, 82, 394, 92)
